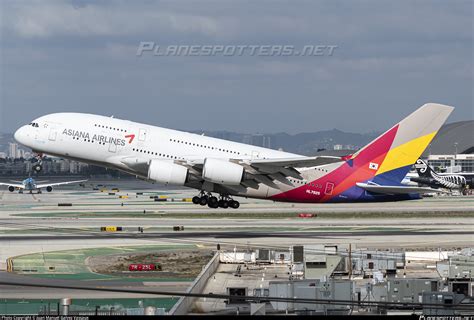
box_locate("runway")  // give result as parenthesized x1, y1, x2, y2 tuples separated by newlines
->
(2, 228, 474, 241)
(1, 187, 473, 256)
(0, 182, 473, 300)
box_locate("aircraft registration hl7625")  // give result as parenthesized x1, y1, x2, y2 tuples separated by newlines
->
(14, 103, 453, 209)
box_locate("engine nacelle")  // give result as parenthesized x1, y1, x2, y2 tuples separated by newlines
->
(148, 160, 188, 185)
(46, 186, 53, 192)
(202, 158, 244, 185)
(8, 186, 14, 192)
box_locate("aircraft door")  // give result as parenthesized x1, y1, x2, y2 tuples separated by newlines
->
(324, 182, 334, 195)
(48, 128, 57, 141)
(108, 142, 117, 153)
(251, 150, 260, 160)
(139, 128, 147, 141)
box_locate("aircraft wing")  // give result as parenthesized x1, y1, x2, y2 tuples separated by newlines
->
(182, 156, 343, 189)
(36, 179, 88, 189)
(241, 156, 343, 186)
(119, 154, 343, 189)
(9, 180, 50, 184)
(356, 182, 446, 195)
(0, 182, 25, 189)
(247, 156, 343, 168)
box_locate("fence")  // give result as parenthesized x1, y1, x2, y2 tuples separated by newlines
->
(169, 251, 220, 315)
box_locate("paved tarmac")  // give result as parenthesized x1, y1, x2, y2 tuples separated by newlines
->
(0, 181, 472, 299)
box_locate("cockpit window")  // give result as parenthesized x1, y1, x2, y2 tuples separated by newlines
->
(29, 122, 39, 127)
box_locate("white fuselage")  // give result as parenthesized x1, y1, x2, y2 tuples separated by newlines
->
(13, 103, 455, 204)
(14, 113, 311, 199)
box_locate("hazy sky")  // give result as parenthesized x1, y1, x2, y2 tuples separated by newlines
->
(0, 0, 472, 134)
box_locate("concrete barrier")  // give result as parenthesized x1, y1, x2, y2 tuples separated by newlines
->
(168, 252, 220, 315)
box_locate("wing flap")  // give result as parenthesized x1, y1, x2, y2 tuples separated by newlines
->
(249, 156, 342, 168)
(185, 156, 342, 189)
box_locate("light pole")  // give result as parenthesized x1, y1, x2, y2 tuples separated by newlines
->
(454, 142, 458, 170)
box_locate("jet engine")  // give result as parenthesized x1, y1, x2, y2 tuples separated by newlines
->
(46, 186, 53, 192)
(147, 160, 189, 185)
(202, 158, 244, 185)
(8, 186, 14, 192)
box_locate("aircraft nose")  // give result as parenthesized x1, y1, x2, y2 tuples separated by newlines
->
(14, 126, 29, 146)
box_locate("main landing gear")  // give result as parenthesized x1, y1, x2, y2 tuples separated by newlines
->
(192, 192, 240, 209)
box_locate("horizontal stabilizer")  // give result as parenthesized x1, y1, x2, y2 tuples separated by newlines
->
(356, 182, 445, 195)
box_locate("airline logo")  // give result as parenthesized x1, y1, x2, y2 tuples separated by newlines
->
(369, 162, 379, 170)
(414, 159, 428, 173)
(125, 134, 135, 144)
(62, 129, 126, 146)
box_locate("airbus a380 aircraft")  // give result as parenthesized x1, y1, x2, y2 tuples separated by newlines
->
(13, 103, 453, 209)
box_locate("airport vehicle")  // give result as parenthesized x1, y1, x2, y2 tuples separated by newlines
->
(411, 158, 473, 190)
(0, 177, 87, 194)
(13, 103, 453, 208)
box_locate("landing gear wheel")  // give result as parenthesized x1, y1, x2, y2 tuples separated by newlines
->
(208, 202, 219, 209)
(222, 201, 229, 209)
(229, 200, 240, 209)
(208, 196, 218, 207)
(199, 197, 208, 206)
(192, 196, 201, 204)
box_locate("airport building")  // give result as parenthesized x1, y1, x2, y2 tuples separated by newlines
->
(423, 120, 474, 173)
(427, 154, 474, 173)
(423, 120, 473, 156)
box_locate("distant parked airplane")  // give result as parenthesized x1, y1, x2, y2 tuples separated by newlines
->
(0, 177, 87, 193)
(13, 103, 452, 207)
(411, 158, 473, 190)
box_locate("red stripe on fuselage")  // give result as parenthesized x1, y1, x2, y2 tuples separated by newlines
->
(270, 125, 399, 203)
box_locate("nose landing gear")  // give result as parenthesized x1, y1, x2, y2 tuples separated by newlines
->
(32, 163, 42, 173)
(32, 153, 44, 173)
(191, 192, 240, 209)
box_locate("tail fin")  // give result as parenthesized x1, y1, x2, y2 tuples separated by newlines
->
(350, 103, 454, 184)
(413, 158, 433, 178)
